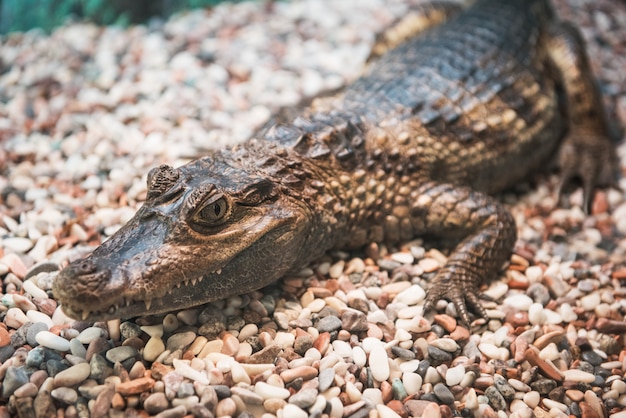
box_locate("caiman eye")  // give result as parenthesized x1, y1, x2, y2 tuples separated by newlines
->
(195, 196, 229, 225)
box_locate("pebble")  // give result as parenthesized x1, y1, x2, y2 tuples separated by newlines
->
(369, 345, 390, 382)
(53, 363, 91, 387)
(105, 346, 138, 363)
(36, 331, 71, 351)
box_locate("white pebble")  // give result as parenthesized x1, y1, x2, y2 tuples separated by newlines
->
(36, 331, 70, 351)
(5, 308, 29, 329)
(282, 403, 308, 418)
(255, 381, 290, 400)
(503, 294, 533, 311)
(394, 285, 426, 305)
(22, 279, 48, 299)
(26, 311, 53, 328)
(430, 338, 458, 352)
(172, 359, 209, 385)
(445, 364, 465, 386)
(523, 391, 540, 408)
(525, 266, 543, 282)
(580, 293, 601, 311)
(76, 327, 104, 344)
(390, 252, 414, 265)
(3, 237, 34, 253)
(483, 281, 509, 300)
(369, 345, 390, 382)
(563, 369, 596, 383)
(528, 303, 547, 325)
(402, 372, 422, 394)
(353, 346, 367, 368)
(376, 404, 402, 418)
(332, 340, 353, 359)
(478, 343, 509, 361)
(361, 388, 383, 405)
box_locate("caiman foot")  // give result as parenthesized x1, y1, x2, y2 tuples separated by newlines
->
(423, 265, 487, 326)
(557, 132, 618, 214)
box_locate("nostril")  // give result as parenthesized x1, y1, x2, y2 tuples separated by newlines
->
(75, 260, 98, 275)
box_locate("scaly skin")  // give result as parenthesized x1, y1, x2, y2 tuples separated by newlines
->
(54, 0, 616, 324)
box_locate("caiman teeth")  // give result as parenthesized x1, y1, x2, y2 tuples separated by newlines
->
(216, 269, 222, 275)
(191, 278, 197, 286)
(82, 310, 89, 321)
(144, 299, 152, 310)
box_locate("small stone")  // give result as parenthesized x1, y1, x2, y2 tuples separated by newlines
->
(26, 322, 49, 347)
(144, 392, 170, 414)
(280, 366, 318, 383)
(563, 369, 596, 384)
(433, 383, 454, 405)
(51, 387, 78, 405)
(53, 363, 91, 387)
(14, 382, 38, 398)
(289, 388, 318, 408)
(116, 377, 156, 396)
(282, 403, 308, 418)
(316, 315, 342, 333)
(318, 368, 335, 392)
(485, 386, 506, 410)
(369, 345, 390, 382)
(445, 364, 465, 386)
(35, 331, 70, 352)
(341, 309, 368, 332)
(394, 285, 426, 305)
(106, 346, 137, 363)
(2, 366, 29, 397)
(166, 331, 196, 352)
(255, 381, 290, 400)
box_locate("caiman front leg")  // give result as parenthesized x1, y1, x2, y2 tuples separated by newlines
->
(409, 182, 517, 325)
(546, 22, 619, 213)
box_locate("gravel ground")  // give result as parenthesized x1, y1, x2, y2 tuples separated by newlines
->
(0, 0, 625, 417)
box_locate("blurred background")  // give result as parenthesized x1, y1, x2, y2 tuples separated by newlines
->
(0, 0, 238, 34)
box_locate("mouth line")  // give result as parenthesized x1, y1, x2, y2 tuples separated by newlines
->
(63, 268, 223, 321)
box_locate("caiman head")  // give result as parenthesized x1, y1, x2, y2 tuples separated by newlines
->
(53, 155, 312, 321)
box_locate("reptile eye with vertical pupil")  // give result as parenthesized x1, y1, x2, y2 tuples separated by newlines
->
(195, 196, 229, 225)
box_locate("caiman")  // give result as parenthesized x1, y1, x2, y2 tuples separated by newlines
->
(54, 0, 617, 324)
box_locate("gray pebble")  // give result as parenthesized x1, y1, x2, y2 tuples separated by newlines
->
(433, 383, 454, 405)
(319, 368, 335, 392)
(485, 386, 506, 410)
(70, 338, 87, 358)
(105, 346, 138, 363)
(26, 322, 49, 347)
(119, 321, 143, 340)
(391, 346, 415, 361)
(581, 350, 603, 366)
(177, 382, 195, 398)
(316, 315, 342, 333)
(51, 387, 78, 405)
(493, 374, 515, 399)
(26, 346, 46, 368)
(90, 353, 111, 381)
(46, 359, 68, 377)
(212, 385, 231, 399)
(462, 341, 481, 360)
(2, 366, 29, 397)
(530, 378, 557, 395)
(260, 294, 276, 315)
(427, 346, 452, 365)
(377, 259, 401, 271)
(0, 345, 15, 363)
(144, 392, 170, 414)
(289, 388, 318, 408)
(527, 283, 551, 305)
(230, 386, 264, 405)
(166, 331, 196, 352)
(153, 405, 186, 418)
